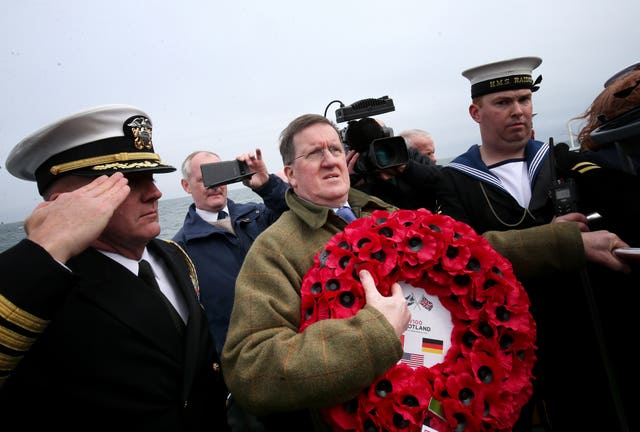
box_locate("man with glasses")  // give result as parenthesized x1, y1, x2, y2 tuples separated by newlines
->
(220, 113, 629, 431)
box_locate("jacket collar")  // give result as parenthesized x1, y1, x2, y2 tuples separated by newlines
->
(284, 187, 390, 229)
(181, 200, 243, 240)
(447, 140, 549, 190)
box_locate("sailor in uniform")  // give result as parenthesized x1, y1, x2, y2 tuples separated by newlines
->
(436, 56, 557, 234)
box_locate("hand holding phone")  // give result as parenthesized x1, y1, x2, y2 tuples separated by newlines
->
(201, 160, 255, 189)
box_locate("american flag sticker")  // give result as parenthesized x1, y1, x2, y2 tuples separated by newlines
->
(422, 337, 444, 354)
(401, 352, 424, 368)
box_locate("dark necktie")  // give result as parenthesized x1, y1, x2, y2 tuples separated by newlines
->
(212, 210, 235, 235)
(138, 259, 160, 290)
(138, 259, 185, 333)
(336, 206, 357, 223)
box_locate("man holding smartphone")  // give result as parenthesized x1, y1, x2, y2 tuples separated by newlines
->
(173, 148, 289, 431)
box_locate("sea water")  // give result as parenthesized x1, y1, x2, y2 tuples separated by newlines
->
(0, 187, 262, 253)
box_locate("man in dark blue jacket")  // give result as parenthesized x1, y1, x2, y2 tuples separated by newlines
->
(173, 149, 288, 354)
(173, 148, 288, 431)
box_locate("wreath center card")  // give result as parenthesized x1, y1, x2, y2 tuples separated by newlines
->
(400, 284, 453, 370)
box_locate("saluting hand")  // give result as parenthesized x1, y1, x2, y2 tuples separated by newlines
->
(25, 173, 130, 264)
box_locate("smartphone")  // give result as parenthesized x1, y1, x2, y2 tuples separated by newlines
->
(201, 160, 254, 188)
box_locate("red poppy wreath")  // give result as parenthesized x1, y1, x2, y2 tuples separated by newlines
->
(299, 209, 537, 432)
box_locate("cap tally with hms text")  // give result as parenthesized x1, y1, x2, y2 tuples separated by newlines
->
(462, 56, 543, 98)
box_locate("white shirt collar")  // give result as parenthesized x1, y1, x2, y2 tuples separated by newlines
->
(195, 206, 229, 223)
(98, 248, 149, 275)
(332, 202, 351, 212)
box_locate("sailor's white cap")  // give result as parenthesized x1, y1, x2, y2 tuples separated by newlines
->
(462, 56, 543, 98)
(6, 104, 176, 195)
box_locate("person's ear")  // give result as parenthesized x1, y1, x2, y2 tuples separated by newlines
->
(284, 165, 295, 187)
(180, 178, 191, 193)
(469, 103, 481, 123)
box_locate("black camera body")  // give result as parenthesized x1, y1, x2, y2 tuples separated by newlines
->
(353, 135, 409, 174)
(334, 96, 408, 175)
(201, 160, 254, 189)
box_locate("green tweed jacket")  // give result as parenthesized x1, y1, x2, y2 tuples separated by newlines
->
(221, 188, 400, 430)
(221, 188, 585, 431)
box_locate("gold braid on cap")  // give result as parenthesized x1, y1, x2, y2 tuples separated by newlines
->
(49, 152, 160, 175)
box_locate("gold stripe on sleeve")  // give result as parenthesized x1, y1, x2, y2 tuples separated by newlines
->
(0, 295, 50, 333)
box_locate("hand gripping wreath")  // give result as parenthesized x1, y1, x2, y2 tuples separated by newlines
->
(299, 209, 536, 432)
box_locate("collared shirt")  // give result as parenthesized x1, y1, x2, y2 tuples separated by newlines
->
(332, 202, 352, 214)
(195, 206, 230, 224)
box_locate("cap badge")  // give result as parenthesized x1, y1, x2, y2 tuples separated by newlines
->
(127, 117, 153, 150)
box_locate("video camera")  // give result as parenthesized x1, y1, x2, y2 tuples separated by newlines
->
(332, 96, 409, 175)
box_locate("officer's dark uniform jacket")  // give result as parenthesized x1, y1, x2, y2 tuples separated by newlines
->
(552, 152, 640, 432)
(0, 238, 230, 431)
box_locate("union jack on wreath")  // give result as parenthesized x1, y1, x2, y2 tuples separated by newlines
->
(419, 294, 433, 311)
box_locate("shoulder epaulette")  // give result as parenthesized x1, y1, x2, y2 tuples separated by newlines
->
(571, 161, 602, 175)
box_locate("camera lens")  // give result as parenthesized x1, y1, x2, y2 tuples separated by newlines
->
(374, 146, 394, 167)
(371, 137, 409, 169)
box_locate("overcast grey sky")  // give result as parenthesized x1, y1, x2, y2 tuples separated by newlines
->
(1, 0, 639, 223)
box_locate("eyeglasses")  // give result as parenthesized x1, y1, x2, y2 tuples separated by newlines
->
(294, 144, 345, 162)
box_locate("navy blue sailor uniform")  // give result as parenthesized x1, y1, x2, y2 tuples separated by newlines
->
(436, 139, 556, 234)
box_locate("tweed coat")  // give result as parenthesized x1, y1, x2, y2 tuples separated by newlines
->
(221, 187, 401, 431)
(0, 238, 229, 431)
(221, 187, 587, 431)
